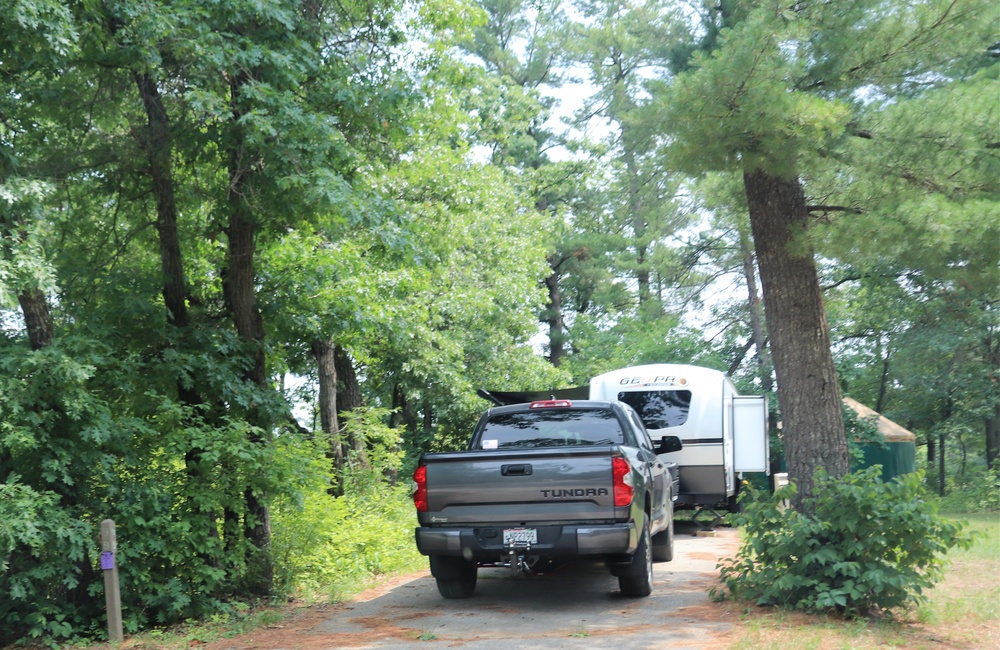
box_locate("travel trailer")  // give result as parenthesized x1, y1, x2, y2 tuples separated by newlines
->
(588, 364, 770, 516)
(480, 363, 770, 523)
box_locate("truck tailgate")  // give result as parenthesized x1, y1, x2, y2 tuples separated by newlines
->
(422, 447, 617, 525)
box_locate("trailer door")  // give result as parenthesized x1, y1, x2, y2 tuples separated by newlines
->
(732, 395, 770, 473)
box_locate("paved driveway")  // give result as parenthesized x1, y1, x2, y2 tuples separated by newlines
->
(208, 523, 739, 650)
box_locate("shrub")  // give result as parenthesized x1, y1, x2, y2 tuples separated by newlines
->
(271, 410, 423, 598)
(715, 467, 974, 618)
(937, 465, 1000, 513)
(271, 479, 422, 598)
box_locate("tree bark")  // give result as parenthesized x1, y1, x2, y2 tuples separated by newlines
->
(876, 341, 890, 414)
(17, 289, 54, 351)
(334, 344, 363, 415)
(334, 344, 368, 466)
(312, 338, 345, 490)
(132, 68, 229, 563)
(938, 431, 946, 496)
(743, 167, 848, 511)
(986, 407, 999, 472)
(543, 267, 565, 367)
(739, 226, 772, 392)
(133, 71, 189, 330)
(223, 73, 272, 596)
(986, 330, 1000, 470)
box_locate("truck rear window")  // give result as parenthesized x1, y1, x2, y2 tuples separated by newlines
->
(617, 390, 692, 429)
(477, 410, 624, 449)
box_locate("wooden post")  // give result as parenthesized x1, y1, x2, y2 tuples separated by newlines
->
(100, 519, 124, 642)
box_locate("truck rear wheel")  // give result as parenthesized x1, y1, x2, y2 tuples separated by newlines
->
(618, 522, 653, 597)
(429, 555, 477, 599)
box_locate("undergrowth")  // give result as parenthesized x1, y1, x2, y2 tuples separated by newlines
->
(713, 467, 975, 618)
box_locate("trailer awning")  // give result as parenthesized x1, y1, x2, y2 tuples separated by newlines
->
(477, 386, 589, 406)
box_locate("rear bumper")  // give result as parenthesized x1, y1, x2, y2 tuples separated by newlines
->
(415, 522, 637, 560)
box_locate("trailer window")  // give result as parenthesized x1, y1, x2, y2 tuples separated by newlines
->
(478, 410, 624, 449)
(617, 390, 692, 430)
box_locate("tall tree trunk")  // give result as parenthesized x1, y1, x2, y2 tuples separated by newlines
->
(743, 167, 848, 511)
(134, 72, 188, 330)
(312, 338, 345, 495)
(938, 431, 946, 496)
(987, 405, 1000, 472)
(938, 396, 953, 496)
(133, 68, 224, 559)
(17, 289, 54, 351)
(876, 339, 890, 414)
(986, 330, 1000, 470)
(223, 73, 272, 597)
(621, 126, 650, 306)
(739, 226, 772, 392)
(543, 266, 565, 367)
(334, 345, 368, 466)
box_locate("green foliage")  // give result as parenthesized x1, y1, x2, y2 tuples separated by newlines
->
(270, 409, 421, 598)
(2, 0, 997, 643)
(938, 465, 1000, 514)
(0, 334, 327, 644)
(0, 479, 94, 645)
(716, 468, 974, 618)
(271, 474, 422, 599)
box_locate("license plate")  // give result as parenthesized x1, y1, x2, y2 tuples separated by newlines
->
(503, 527, 537, 546)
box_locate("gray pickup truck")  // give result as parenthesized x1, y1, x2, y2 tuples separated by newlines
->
(412, 399, 682, 599)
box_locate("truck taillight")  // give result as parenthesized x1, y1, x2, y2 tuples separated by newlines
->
(612, 456, 634, 507)
(412, 465, 428, 512)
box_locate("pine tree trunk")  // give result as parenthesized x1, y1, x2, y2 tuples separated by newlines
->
(739, 227, 772, 392)
(544, 268, 565, 367)
(743, 167, 848, 511)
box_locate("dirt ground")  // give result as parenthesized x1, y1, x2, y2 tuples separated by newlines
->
(198, 522, 740, 650)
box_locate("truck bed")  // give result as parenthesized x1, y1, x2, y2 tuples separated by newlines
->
(419, 446, 621, 526)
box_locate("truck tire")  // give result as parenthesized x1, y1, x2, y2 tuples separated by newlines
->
(651, 508, 674, 563)
(618, 521, 653, 597)
(429, 555, 477, 599)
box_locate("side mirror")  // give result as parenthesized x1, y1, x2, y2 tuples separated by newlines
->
(657, 436, 682, 454)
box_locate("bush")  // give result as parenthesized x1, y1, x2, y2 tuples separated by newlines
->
(271, 479, 422, 599)
(715, 467, 974, 618)
(937, 465, 1000, 513)
(271, 409, 423, 598)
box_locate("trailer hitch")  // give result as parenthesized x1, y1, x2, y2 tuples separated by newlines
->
(506, 544, 532, 575)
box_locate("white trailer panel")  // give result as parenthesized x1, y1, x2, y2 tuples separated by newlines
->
(733, 395, 769, 473)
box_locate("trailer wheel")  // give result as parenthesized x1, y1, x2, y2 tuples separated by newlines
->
(652, 503, 674, 562)
(429, 555, 477, 599)
(618, 521, 653, 597)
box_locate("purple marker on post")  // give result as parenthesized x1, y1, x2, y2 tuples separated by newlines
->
(100, 551, 115, 570)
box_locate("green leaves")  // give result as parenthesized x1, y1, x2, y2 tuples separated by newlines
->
(719, 468, 974, 617)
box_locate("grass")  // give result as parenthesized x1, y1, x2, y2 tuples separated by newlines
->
(720, 513, 1000, 649)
